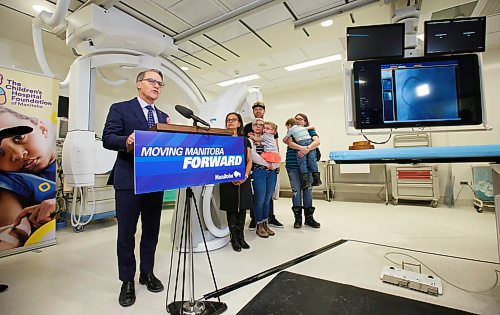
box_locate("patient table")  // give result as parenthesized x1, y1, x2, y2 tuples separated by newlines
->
(329, 145, 500, 260)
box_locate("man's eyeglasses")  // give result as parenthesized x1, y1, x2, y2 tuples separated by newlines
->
(142, 78, 165, 87)
(226, 118, 239, 123)
(253, 123, 264, 127)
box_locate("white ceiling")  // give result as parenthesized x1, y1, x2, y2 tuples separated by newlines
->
(1, 0, 499, 96)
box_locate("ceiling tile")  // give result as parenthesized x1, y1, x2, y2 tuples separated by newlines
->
(301, 40, 341, 59)
(269, 49, 308, 67)
(286, 0, 345, 17)
(241, 56, 280, 72)
(119, 0, 190, 34)
(259, 68, 288, 81)
(168, 0, 227, 26)
(218, 0, 257, 10)
(149, 0, 183, 10)
(241, 4, 291, 30)
(204, 22, 250, 43)
(219, 64, 255, 77)
(199, 71, 233, 83)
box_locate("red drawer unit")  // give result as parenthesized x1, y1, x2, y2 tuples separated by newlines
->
(391, 165, 439, 207)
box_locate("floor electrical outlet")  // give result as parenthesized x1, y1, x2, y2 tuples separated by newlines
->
(380, 266, 443, 296)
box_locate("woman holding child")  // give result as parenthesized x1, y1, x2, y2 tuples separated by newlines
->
(283, 113, 321, 229)
(248, 118, 280, 238)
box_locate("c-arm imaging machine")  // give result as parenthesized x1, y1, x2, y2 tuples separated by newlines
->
(33, 1, 257, 248)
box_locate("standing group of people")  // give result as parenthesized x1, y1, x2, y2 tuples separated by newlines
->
(219, 101, 322, 251)
(101, 69, 323, 307)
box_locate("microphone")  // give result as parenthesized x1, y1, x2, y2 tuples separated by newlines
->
(175, 105, 211, 127)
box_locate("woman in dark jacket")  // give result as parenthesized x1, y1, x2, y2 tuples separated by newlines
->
(219, 112, 253, 252)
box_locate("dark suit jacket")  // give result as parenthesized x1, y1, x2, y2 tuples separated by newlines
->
(102, 98, 169, 190)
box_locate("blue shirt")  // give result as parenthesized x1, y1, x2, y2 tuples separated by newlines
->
(285, 129, 318, 170)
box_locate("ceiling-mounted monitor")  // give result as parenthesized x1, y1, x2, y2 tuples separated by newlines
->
(424, 17, 486, 56)
(347, 23, 405, 61)
(352, 54, 483, 130)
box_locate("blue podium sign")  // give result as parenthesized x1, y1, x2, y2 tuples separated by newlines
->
(134, 130, 245, 194)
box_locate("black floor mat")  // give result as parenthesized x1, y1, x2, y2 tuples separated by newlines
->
(237, 271, 472, 315)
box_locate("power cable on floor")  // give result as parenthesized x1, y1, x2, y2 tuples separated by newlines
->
(347, 239, 500, 294)
(384, 252, 500, 294)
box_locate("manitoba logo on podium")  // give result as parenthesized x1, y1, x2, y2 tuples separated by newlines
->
(134, 129, 245, 194)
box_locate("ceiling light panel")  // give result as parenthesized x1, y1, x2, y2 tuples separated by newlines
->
(284, 54, 341, 71)
(320, 19, 333, 27)
(217, 74, 260, 86)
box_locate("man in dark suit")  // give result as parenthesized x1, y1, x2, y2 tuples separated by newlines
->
(102, 69, 169, 307)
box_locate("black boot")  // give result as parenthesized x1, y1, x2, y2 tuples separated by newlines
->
(304, 207, 320, 228)
(227, 212, 241, 252)
(237, 210, 250, 249)
(312, 172, 322, 186)
(300, 173, 309, 189)
(292, 206, 302, 228)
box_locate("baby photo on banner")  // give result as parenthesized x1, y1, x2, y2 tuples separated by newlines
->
(0, 67, 58, 256)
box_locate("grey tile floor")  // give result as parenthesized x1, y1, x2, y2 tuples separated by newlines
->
(1, 198, 499, 315)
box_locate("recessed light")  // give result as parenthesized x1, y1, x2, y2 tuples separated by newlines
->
(180, 66, 189, 71)
(217, 74, 260, 87)
(32, 4, 52, 14)
(320, 19, 333, 27)
(284, 54, 342, 71)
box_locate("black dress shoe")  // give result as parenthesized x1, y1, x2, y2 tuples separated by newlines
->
(139, 273, 164, 293)
(118, 281, 135, 307)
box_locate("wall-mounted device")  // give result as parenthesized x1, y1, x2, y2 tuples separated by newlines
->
(347, 23, 405, 61)
(425, 17, 486, 56)
(351, 54, 483, 130)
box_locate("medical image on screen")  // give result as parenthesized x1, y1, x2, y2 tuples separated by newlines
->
(353, 54, 482, 129)
(384, 66, 459, 122)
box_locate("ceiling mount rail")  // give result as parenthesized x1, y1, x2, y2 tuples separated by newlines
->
(293, 0, 378, 30)
(173, 0, 277, 44)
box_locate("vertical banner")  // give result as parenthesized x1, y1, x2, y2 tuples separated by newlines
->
(0, 67, 58, 257)
(134, 130, 245, 194)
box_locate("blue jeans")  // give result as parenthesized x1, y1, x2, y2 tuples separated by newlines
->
(286, 168, 313, 208)
(297, 139, 318, 174)
(252, 168, 278, 223)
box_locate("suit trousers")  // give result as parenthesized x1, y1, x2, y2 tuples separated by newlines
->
(115, 189, 164, 282)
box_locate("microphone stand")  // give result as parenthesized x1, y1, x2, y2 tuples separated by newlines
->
(166, 187, 226, 315)
(192, 120, 211, 131)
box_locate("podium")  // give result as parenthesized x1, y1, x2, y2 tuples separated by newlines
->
(134, 123, 244, 315)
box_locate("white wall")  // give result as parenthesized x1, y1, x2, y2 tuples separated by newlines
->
(0, 37, 74, 79)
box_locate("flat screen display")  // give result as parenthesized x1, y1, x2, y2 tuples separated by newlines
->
(425, 17, 486, 55)
(58, 96, 69, 118)
(347, 23, 405, 61)
(352, 54, 482, 129)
